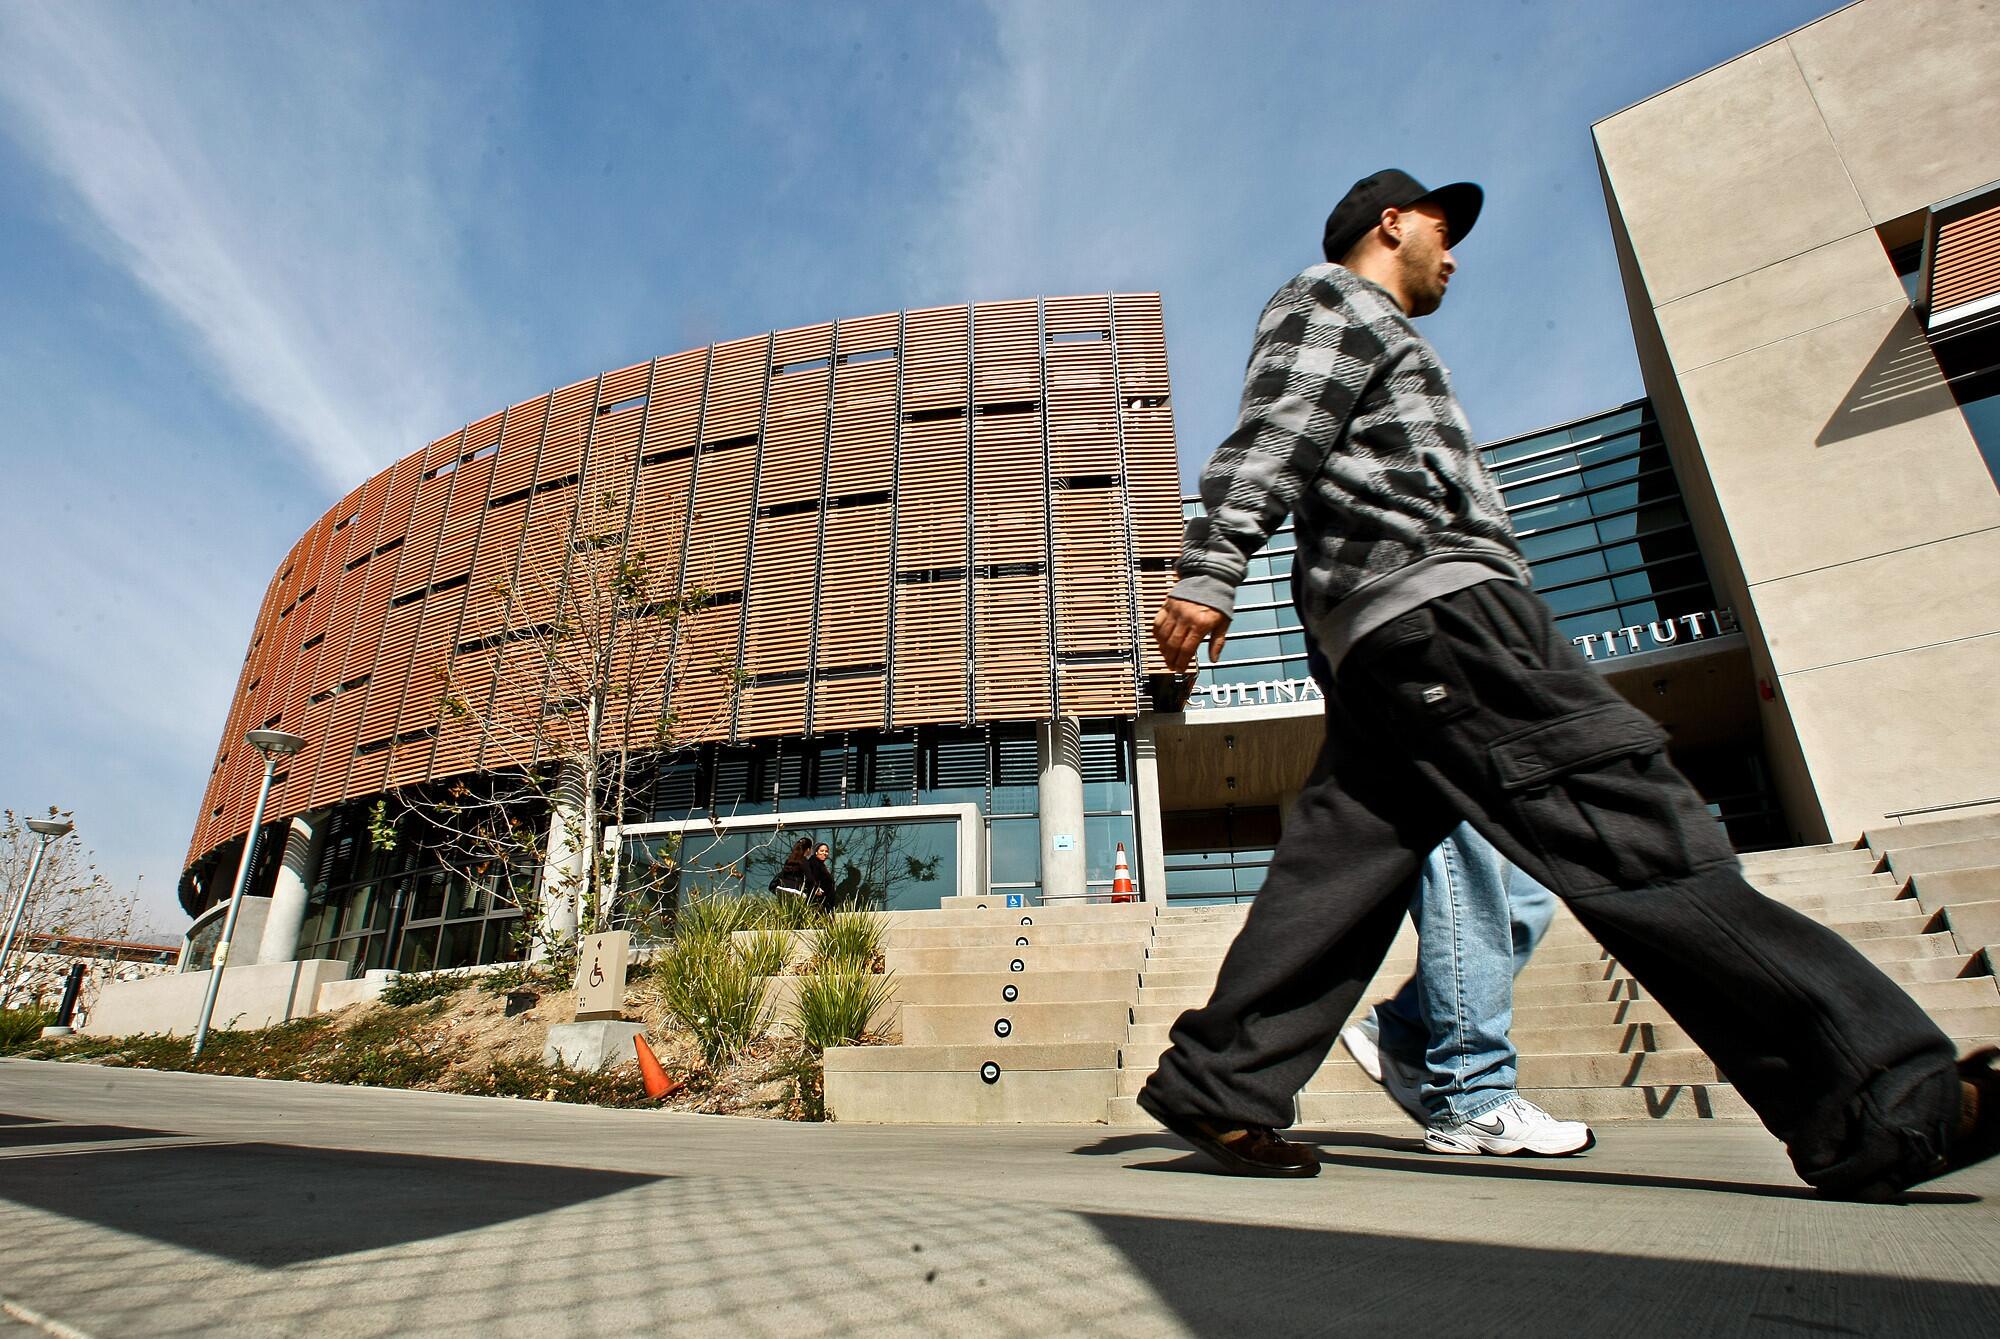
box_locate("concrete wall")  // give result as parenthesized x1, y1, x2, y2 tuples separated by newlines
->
(80, 959, 350, 1038)
(1595, 0, 2000, 839)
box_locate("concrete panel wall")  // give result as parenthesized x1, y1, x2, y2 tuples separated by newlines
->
(81, 959, 349, 1038)
(1595, 0, 2000, 839)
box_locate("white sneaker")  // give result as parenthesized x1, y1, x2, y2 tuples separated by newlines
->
(1424, 1096, 1595, 1157)
(1338, 1012, 1428, 1127)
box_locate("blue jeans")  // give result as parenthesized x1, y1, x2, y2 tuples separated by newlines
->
(1373, 823, 1555, 1124)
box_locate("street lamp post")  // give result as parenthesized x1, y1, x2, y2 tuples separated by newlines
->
(0, 817, 74, 1009)
(191, 729, 306, 1059)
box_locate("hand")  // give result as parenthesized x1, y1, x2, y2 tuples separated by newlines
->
(1152, 596, 1229, 674)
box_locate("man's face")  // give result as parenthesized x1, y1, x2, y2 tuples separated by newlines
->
(1393, 202, 1456, 317)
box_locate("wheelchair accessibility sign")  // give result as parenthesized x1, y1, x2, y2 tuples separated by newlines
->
(1005, 893, 1023, 908)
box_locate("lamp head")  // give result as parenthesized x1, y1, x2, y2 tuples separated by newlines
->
(24, 818, 73, 839)
(244, 729, 308, 757)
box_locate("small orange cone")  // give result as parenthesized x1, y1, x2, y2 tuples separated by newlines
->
(634, 1034, 681, 1100)
(1111, 842, 1137, 903)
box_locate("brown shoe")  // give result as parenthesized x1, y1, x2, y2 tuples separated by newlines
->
(1137, 1089, 1320, 1178)
(1940, 1047, 2000, 1180)
(1823, 1047, 2000, 1202)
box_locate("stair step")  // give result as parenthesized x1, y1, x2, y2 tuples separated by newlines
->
(1885, 837, 2000, 880)
(882, 970, 1140, 1009)
(825, 1063, 1117, 1124)
(886, 922, 1154, 949)
(1744, 851, 1883, 885)
(885, 943, 1147, 975)
(826, 1041, 1118, 1072)
(1943, 901, 2000, 953)
(1864, 811, 2000, 856)
(1909, 867, 2000, 916)
(900, 1000, 1130, 1046)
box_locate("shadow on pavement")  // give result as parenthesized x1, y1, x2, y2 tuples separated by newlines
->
(1073, 1127, 1981, 1203)
(0, 1139, 663, 1267)
(1081, 1210, 2000, 1337)
(1313, 1148, 1982, 1205)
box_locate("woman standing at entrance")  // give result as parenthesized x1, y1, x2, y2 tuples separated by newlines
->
(771, 839, 813, 899)
(806, 842, 837, 911)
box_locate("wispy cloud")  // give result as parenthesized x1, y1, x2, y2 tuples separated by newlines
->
(0, 4, 508, 491)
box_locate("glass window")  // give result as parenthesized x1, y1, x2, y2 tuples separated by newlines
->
(337, 883, 380, 937)
(1084, 814, 1137, 882)
(989, 816, 1040, 884)
(827, 819, 958, 911)
(408, 870, 447, 922)
(1166, 865, 1236, 897)
(397, 925, 439, 973)
(1231, 604, 1279, 633)
(438, 921, 482, 970)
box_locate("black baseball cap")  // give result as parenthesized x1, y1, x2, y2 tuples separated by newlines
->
(1322, 169, 1483, 263)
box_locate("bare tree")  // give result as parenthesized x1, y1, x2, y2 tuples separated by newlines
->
(370, 484, 747, 960)
(0, 808, 164, 1006)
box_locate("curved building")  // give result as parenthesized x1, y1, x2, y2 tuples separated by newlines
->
(182, 295, 1183, 972)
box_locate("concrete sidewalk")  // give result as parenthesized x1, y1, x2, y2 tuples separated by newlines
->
(0, 1059, 1996, 1337)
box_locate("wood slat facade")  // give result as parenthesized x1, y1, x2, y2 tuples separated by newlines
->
(186, 295, 1181, 883)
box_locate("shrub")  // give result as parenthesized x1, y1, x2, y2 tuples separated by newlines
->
(747, 889, 827, 933)
(448, 1057, 650, 1107)
(813, 910, 886, 975)
(673, 892, 763, 941)
(476, 959, 562, 996)
(653, 933, 772, 1068)
(379, 971, 474, 1008)
(761, 1039, 826, 1121)
(790, 965, 895, 1052)
(0, 1006, 51, 1055)
(735, 928, 792, 980)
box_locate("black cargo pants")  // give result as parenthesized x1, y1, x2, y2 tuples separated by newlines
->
(1141, 579, 1960, 1195)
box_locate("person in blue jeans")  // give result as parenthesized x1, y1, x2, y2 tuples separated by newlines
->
(1339, 822, 1595, 1155)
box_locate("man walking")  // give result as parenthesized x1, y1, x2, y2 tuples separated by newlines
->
(1138, 169, 1996, 1198)
(1343, 824, 1594, 1156)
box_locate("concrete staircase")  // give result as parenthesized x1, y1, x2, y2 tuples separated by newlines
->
(822, 812, 2000, 1126)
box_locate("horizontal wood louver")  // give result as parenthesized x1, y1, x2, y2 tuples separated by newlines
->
(184, 295, 1183, 888)
(893, 305, 973, 724)
(431, 397, 549, 779)
(970, 301, 1051, 720)
(1927, 197, 2000, 326)
(1114, 294, 1182, 681)
(670, 335, 765, 739)
(388, 421, 494, 790)
(371, 428, 467, 790)
(813, 310, 900, 732)
(1043, 293, 1137, 714)
(628, 349, 707, 750)
(345, 452, 431, 800)
(739, 324, 830, 738)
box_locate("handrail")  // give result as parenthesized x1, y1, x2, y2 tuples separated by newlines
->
(1881, 796, 2000, 820)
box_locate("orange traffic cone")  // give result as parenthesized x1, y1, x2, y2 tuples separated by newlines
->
(634, 1033, 681, 1100)
(1111, 842, 1137, 903)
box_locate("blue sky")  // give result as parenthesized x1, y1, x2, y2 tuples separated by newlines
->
(0, 0, 1840, 932)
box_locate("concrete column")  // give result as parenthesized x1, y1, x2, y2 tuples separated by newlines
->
(1132, 713, 1168, 904)
(1038, 716, 1088, 904)
(256, 811, 326, 965)
(534, 763, 587, 960)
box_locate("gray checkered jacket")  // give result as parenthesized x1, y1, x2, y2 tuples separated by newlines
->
(1173, 263, 1530, 666)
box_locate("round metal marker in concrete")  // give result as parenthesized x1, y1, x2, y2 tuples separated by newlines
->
(994, 1018, 1012, 1038)
(980, 1061, 1001, 1084)
(1010, 958, 1025, 972)
(1015, 935, 1029, 946)
(1002, 984, 1019, 1002)
(1020, 916, 1033, 926)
